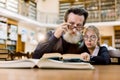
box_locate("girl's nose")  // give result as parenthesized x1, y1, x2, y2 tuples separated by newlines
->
(87, 37, 92, 42)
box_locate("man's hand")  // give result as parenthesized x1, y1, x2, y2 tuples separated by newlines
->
(80, 52, 90, 61)
(54, 23, 70, 38)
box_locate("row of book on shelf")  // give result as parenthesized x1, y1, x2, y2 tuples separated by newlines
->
(0, 0, 36, 19)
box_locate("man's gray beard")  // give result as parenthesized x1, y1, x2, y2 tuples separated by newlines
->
(63, 30, 83, 44)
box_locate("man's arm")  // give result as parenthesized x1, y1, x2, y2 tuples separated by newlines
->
(32, 23, 69, 59)
(32, 31, 59, 59)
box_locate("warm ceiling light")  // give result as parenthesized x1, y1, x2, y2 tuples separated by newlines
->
(75, 0, 79, 2)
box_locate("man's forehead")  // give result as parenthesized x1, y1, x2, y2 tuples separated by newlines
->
(68, 13, 84, 18)
(67, 13, 84, 23)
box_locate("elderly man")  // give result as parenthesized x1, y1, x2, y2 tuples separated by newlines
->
(32, 7, 89, 59)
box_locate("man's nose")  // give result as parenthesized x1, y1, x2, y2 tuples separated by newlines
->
(72, 28, 77, 32)
(72, 24, 77, 29)
(73, 24, 77, 28)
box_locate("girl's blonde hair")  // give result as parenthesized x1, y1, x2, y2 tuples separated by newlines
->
(83, 25, 100, 46)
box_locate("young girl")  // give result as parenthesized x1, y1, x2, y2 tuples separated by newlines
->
(81, 25, 111, 64)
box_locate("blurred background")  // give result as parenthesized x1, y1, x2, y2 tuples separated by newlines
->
(0, 0, 120, 60)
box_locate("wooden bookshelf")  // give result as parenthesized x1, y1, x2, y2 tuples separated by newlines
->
(116, 0, 120, 20)
(114, 26, 120, 50)
(0, 0, 6, 8)
(19, 0, 29, 16)
(0, 22, 7, 40)
(85, 0, 100, 22)
(28, 1, 37, 20)
(101, 36, 112, 46)
(7, 23, 18, 51)
(59, 0, 120, 23)
(0, 39, 6, 49)
(19, 0, 37, 20)
(0, 0, 37, 20)
(100, 0, 116, 21)
(16, 34, 25, 52)
(6, 0, 19, 13)
(59, 2, 71, 23)
(6, 19, 18, 52)
(0, 16, 25, 52)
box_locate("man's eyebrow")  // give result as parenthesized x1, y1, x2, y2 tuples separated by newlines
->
(69, 22, 74, 23)
(91, 35, 96, 36)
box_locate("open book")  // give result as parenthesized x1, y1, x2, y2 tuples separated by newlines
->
(42, 53, 89, 62)
(0, 58, 94, 69)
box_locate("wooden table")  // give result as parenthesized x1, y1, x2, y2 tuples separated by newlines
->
(0, 65, 120, 80)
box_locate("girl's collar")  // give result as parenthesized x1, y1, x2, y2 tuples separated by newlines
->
(91, 46, 100, 57)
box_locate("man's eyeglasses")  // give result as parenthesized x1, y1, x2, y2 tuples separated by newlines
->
(68, 22, 84, 31)
(84, 35, 97, 41)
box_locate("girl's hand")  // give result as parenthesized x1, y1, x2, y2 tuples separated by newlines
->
(80, 52, 90, 61)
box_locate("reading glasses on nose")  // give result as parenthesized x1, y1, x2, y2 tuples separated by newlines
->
(68, 22, 84, 31)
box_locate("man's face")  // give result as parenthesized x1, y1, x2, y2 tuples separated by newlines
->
(67, 13, 85, 32)
(63, 13, 85, 44)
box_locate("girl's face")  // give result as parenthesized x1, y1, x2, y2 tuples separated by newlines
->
(84, 30, 98, 49)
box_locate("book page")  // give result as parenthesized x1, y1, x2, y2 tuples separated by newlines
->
(0, 59, 39, 68)
(42, 53, 62, 58)
(62, 54, 84, 60)
(37, 58, 94, 70)
(42, 53, 83, 59)
(42, 53, 85, 62)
